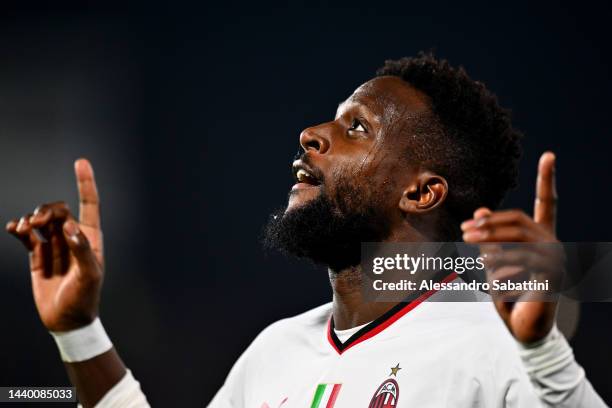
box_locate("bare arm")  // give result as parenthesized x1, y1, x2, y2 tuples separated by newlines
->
(65, 350, 126, 407)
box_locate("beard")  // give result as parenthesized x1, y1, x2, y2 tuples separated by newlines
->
(263, 174, 392, 272)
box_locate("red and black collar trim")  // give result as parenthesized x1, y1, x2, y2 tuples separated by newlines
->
(327, 272, 458, 355)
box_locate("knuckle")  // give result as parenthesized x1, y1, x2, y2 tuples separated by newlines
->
(53, 202, 71, 215)
(509, 210, 523, 220)
(514, 227, 527, 240)
(33, 205, 46, 214)
(517, 211, 530, 223)
(34, 203, 54, 214)
(507, 210, 529, 224)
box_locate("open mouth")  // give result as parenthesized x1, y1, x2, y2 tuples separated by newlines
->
(292, 160, 322, 187)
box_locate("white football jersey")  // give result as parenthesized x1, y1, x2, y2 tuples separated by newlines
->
(208, 276, 543, 408)
(85, 275, 605, 407)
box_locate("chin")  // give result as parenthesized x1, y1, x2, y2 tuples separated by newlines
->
(286, 187, 320, 212)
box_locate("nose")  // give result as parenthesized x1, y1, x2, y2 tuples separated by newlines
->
(299, 124, 331, 154)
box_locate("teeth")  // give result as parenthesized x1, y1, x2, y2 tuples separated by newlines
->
(296, 169, 312, 182)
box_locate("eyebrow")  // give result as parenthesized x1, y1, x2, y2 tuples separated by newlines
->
(338, 96, 366, 111)
(336, 96, 378, 116)
(335, 100, 357, 119)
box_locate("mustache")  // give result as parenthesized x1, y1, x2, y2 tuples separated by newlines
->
(293, 149, 302, 162)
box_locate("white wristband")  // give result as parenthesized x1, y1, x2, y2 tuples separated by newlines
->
(50, 318, 113, 363)
(518, 324, 587, 405)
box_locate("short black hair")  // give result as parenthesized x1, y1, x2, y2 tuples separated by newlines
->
(376, 52, 522, 239)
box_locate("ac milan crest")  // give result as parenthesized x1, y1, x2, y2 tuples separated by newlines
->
(368, 378, 399, 408)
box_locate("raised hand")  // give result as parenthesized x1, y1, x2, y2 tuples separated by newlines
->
(461, 152, 561, 343)
(6, 159, 104, 332)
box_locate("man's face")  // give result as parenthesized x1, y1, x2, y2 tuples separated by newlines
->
(289, 76, 429, 215)
(264, 76, 430, 271)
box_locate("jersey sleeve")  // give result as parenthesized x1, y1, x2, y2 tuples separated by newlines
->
(518, 325, 608, 407)
(206, 317, 292, 408)
(206, 349, 249, 408)
(77, 369, 150, 408)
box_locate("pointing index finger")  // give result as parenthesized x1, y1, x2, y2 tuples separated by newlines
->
(75, 158, 101, 229)
(534, 151, 557, 233)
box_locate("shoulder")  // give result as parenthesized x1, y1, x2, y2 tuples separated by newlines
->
(224, 303, 332, 383)
(400, 300, 524, 372)
(419, 301, 518, 347)
(247, 302, 332, 352)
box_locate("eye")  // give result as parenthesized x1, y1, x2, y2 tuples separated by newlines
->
(349, 118, 367, 132)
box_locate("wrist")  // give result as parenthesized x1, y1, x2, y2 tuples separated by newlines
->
(50, 317, 113, 362)
(518, 322, 558, 349)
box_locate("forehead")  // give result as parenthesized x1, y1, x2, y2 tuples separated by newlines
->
(338, 76, 430, 119)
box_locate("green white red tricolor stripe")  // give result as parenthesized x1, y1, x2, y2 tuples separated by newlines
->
(310, 383, 342, 408)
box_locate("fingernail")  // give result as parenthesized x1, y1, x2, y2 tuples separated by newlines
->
(475, 217, 488, 228)
(460, 220, 475, 231)
(63, 221, 79, 243)
(16, 217, 28, 232)
(463, 229, 487, 241)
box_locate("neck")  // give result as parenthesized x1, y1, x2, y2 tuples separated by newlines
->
(329, 266, 397, 330)
(330, 225, 427, 330)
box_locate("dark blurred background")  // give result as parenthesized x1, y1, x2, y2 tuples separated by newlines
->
(1, 2, 611, 406)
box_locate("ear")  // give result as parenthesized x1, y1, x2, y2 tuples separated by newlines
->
(398, 172, 448, 214)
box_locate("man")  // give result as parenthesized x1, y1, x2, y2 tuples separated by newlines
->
(7, 54, 607, 407)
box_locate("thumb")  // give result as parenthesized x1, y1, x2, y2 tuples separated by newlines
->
(62, 220, 100, 279)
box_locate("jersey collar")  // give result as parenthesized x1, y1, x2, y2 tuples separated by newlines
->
(326, 272, 458, 355)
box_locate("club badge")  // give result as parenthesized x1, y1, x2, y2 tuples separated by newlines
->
(368, 364, 401, 408)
